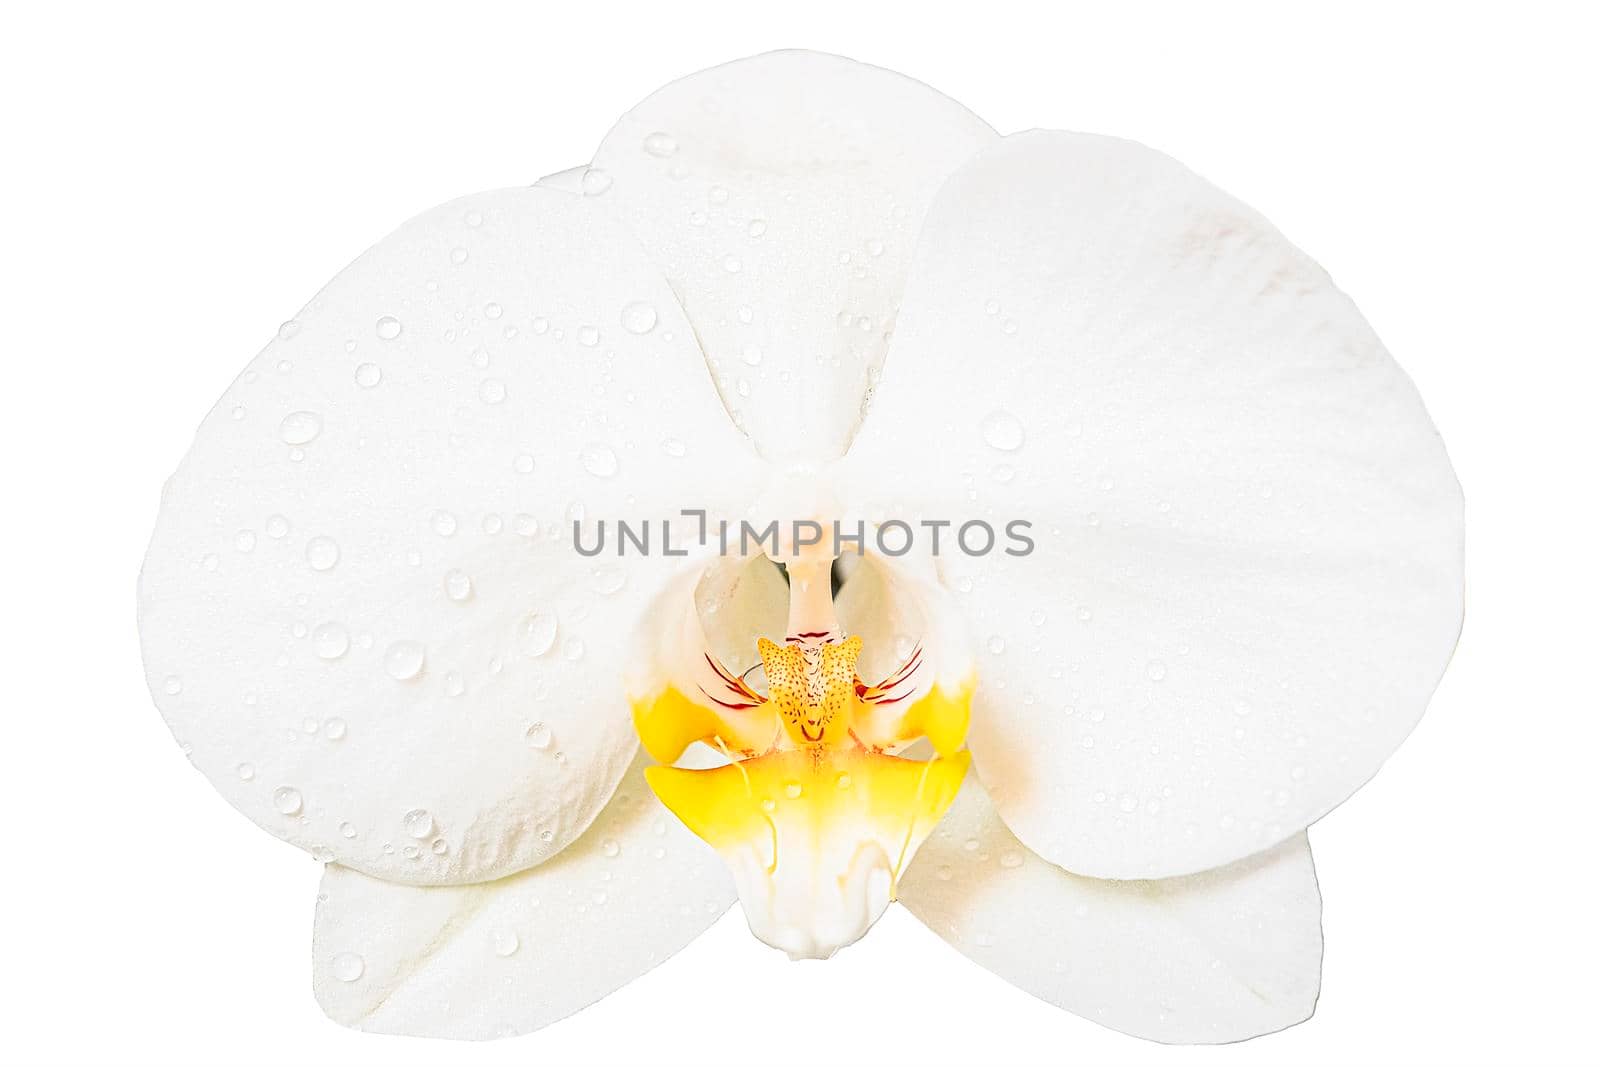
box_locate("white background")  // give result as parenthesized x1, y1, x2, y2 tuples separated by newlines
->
(3, 2, 1595, 1064)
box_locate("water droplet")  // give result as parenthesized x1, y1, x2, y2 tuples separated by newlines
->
(987, 635, 1006, 655)
(444, 671, 465, 697)
(331, 952, 364, 982)
(662, 437, 687, 458)
(1148, 660, 1167, 681)
(936, 865, 953, 881)
(339, 820, 357, 839)
(347, 360, 381, 389)
(836, 773, 852, 790)
(1000, 850, 1024, 868)
(313, 622, 350, 660)
(265, 514, 290, 539)
(305, 536, 340, 572)
(1118, 794, 1138, 813)
(234, 530, 256, 552)
(580, 443, 618, 478)
(592, 567, 626, 595)
(740, 343, 762, 366)
(601, 838, 620, 858)
(581, 167, 613, 196)
(375, 316, 402, 341)
(162, 674, 183, 696)
(747, 219, 767, 238)
(431, 510, 458, 537)
(236, 762, 255, 781)
(431, 837, 447, 855)
(478, 378, 507, 405)
(442, 569, 472, 602)
(643, 131, 678, 157)
(525, 722, 553, 750)
(562, 637, 586, 661)
(517, 613, 558, 657)
(383, 640, 426, 680)
(279, 410, 322, 445)
(981, 410, 1025, 451)
(403, 809, 434, 839)
(272, 786, 303, 815)
(760, 798, 777, 813)
(620, 301, 658, 335)
(324, 717, 347, 741)
(784, 782, 803, 799)
(722, 254, 742, 273)
(491, 927, 520, 957)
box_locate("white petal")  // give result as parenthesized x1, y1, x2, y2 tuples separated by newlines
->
(900, 775, 1322, 1044)
(139, 186, 765, 884)
(590, 50, 996, 463)
(844, 131, 1462, 877)
(313, 754, 732, 1039)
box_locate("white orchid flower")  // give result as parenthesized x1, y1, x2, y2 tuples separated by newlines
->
(138, 50, 1462, 1044)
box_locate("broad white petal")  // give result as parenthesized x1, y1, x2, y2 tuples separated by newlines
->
(845, 132, 1462, 877)
(589, 50, 996, 464)
(900, 775, 1321, 1044)
(140, 185, 765, 884)
(313, 755, 732, 1039)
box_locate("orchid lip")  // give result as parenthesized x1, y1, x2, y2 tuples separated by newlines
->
(635, 545, 974, 959)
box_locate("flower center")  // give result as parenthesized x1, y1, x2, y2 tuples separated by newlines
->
(633, 555, 973, 959)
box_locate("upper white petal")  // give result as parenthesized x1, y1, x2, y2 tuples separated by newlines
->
(139, 185, 765, 884)
(844, 131, 1463, 878)
(901, 773, 1322, 1044)
(313, 753, 732, 1039)
(589, 49, 997, 464)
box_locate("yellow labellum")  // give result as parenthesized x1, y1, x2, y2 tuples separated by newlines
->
(635, 567, 975, 958)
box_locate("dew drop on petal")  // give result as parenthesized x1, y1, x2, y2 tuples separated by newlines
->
(580, 443, 618, 478)
(279, 411, 323, 445)
(313, 622, 350, 660)
(354, 362, 382, 388)
(443, 569, 472, 602)
(620, 301, 658, 335)
(981, 410, 1025, 452)
(331, 952, 364, 982)
(491, 927, 520, 956)
(375, 316, 402, 341)
(517, 613, 558, 657)
(383, 640, 426, 680)
(642, 131, 678, 157)
(525, 722, 553, 750)
(305, 536, 340, 572)
(272, 786, 303, 815)
(403, 809, 434, 839)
